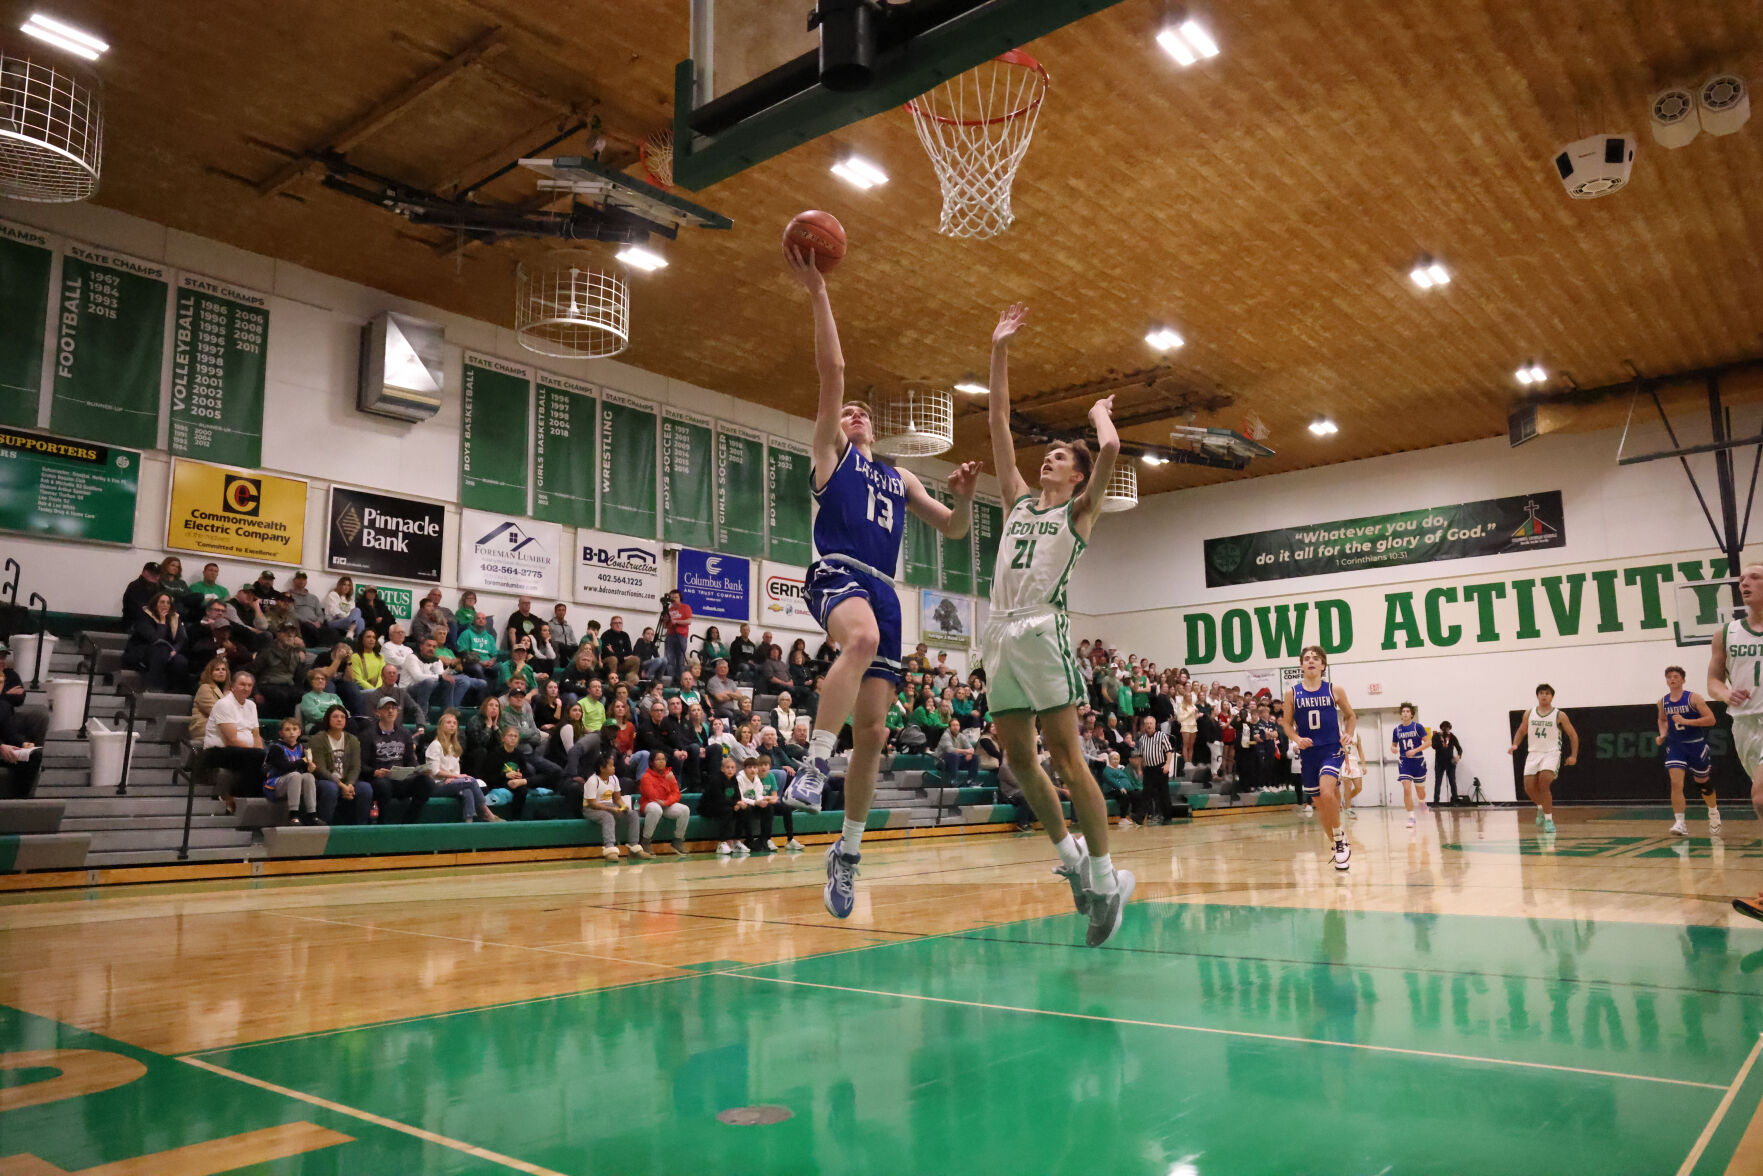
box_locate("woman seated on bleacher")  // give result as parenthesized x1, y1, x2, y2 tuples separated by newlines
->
(309, 704, 363, 825)
(554, 700, 602, 783)
(298, 668, 344, 735)
(313, 641, 362, 716)
(189, 657, 229, 743)
(603, 698, 639, 780)
(769, 691, 798, 739)
(425, 709, 501, 823)
(349, 629, 386, 714)
(464, 695, 507, 754)
(125, 591, 191, 692)
(531, 677, 565, 734)
(467, 724, 538, 820)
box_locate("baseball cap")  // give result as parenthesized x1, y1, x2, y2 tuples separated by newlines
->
(508, 680, 528, 693)
(0, 641, 9, 656)
(375, 696, 399, 711)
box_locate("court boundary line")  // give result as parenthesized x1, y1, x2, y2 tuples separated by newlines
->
(179, 1055, 571, 1176)
(728, 972, 1729, 1091)
(1677, 1033, 1763, 1175)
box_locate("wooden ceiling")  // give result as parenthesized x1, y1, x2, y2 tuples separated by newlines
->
(20, 0, 1763, 493)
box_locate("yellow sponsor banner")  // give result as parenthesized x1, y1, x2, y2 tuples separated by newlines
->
(165, 457, 308, 565)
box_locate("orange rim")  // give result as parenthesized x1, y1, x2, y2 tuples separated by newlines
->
(903, 48, 1049, 127)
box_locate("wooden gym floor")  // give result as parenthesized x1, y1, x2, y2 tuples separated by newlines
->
(3, 805, 1763, 1174)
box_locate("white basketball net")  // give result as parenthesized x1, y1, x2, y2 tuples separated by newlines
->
(641, 128, 673, 188)
(906, 50, 1048, 240)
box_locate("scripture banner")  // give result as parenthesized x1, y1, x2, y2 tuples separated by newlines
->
(50, 244, 169, 449)
(0, 426, 138, 545)
(165, 458, 307, 565)
(716, 421, 767, 558)
(1505, 704, 1746, 801)
(903, 500, 939, 588)
(458, 508, 562, 598)
(759, 560, 812, 626)
(972, 497, 1003, 597)
(575, 526, 664, 611)
(921, 588, 973, 649)
(532, 372, 597, 528)
(599, 389, 658, 538)
(167, 274, 269, 468)
(460, 352, 531, 515)
(1173, 548, 1731, 670)
(767, 437, 813, 566)
(1204, 491, 1568, 588)
(936, 489, 975, 595)
(326, 486, 445, 583)
(661, 407, 715, 548)
(677, 548, 751, 623)
(0, 220, 54, 427)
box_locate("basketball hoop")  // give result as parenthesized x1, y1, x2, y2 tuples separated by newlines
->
(640, 128, 673, 188)
(1241, 412, 1270, 443)
(905, 49, 1048, 239)
(873, 383, 954, 458)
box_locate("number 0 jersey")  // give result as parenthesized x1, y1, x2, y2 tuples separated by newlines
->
(1293, 680, 1341, 752)
(990, 495, 1085, 613)
(1724, 620, 1763, 717)
(812, 443, 907, 576)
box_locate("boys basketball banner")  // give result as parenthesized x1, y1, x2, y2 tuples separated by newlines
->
(165, 458, 308, 564)
(460, 352, 531, 515)
(0, 426, 138, 545)
(166, 274, 270, 469)
(458, 508, 562, 598)
(575, 526, 663, 611)
(0, 220, 53, 427)
(50, 244, 169, 450)
(1203, 491, 1567, 587)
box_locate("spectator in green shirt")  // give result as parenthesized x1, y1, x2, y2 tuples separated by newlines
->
(298, 668, 344, 734)
(190, 562, 230, 606)
(497, 645, 538, 694)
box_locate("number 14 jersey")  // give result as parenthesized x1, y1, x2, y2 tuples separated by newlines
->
(991, 495, 1085, 613)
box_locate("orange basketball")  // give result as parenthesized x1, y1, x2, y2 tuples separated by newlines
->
(784, 210, 846, 272)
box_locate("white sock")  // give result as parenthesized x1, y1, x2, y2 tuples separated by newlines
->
(840, 818, 865, 854)
(1087, 852, 1118, 895)
(1054, 834, 1084, 871)
(809, 729, 839, 764)
(1330, 828, 1342, 842)
(1710, 807, 1721, 818)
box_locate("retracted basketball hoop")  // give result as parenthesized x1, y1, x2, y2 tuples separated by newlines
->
(905, 48, 1048, 239)
(640, 128, 673, 188)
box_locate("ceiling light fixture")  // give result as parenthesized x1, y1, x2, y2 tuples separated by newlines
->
(1145, 326, 1185, 351)
(615, 244, 668, 271)
(830, 155, 888, 189)
(953, 378, 988, 396)
(1308, 417, 1338, 436)
(1141, 453, 1167, 466)
(1409, 256, 1450, 289)
(1515, 362, 1547, 385)
(1156, 18, 1220, 67)
(19, 12, 108, 59)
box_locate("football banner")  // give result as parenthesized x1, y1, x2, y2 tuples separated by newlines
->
(50, 244, 169, 449)
(165, 458, 308, 565)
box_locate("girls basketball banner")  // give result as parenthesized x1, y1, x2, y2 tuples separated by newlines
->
(1202, 491, 1567, 587)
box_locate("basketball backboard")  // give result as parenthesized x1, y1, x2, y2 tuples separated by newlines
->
(672, 0, 1130, 190)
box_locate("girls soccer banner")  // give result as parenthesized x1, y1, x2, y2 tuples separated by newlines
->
(460, 352, 531, 515)
(458, 508, 562, 598)
(50, 244, 169, 449)
(167, 275, 270, 469)
(716, 422, 767, 558)
(0, 220, 53, 427)
(1203, 491, 1567, 587)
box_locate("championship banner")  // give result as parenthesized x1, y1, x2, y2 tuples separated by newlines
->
(165, 457, 307, 565)
(575, 526, 663, 611)
(599, 388, 658, 538)
(0, 220, 54, 426)
(972, 497, 1003, 596)
(460, 352, 531, 515)
(458, 508, 562, 598)
(50, 244, 169, 449)
(903, 504, 940, 588)
(326, 486, 445, 583)
(760, 561, 812, 625)
(936, 488, 975, 595)
(533, 372, 596, 528)
(766, 436, 813, 566)
(0, 426, 138, 545)
(661, 407, 715, 548)
(167, 274, 269, 469)
(716, 421, 767, 558)
(1203, 491, 1568, 587)
(677, 548, 751, 623)
(920, 589, 973, 649)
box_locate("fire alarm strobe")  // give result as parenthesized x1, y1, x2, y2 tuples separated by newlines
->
(1553, 133, 1636, 199)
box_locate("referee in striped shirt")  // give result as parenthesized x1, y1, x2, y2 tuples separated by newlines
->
(1132, 714, 1175, 825)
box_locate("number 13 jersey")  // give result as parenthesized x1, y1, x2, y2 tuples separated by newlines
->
(990, 495, 1084, 613)
(812, 443, 907, 576)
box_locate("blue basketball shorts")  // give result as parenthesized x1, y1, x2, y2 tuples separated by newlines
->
(1663, 740, 1712, 782)
(805, 559, 902, 684)
(1300, 746, 1346, 797)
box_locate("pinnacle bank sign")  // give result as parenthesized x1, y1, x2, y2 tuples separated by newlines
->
(326, 486, 445, 583)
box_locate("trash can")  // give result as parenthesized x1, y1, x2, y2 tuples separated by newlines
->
(88, 718, 132, 790)
(9, 632, 57, 681)
(44, 677, 87, 733)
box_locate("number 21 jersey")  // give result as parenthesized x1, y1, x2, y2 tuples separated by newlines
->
(812, 443, 907, 575)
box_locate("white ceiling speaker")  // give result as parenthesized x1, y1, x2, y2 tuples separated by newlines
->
(1698, 74, 1750, 137)
(1552, 133, 1635, 199)
(1650, 88, 1699, 148)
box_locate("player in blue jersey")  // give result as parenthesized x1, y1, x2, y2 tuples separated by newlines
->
(782, 242, 979, 919)
(1280, 645, 1357, 870)
(1657, 664, 1720, 837)
(1389, 702, 1429, 829)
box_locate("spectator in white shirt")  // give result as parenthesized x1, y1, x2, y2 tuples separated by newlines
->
(550, 603, 577, 651)
(583, 757, 639, 860)
(323, 576, 367, 641)
(769, 691, 798, 740)
(204, 671, 266, 814)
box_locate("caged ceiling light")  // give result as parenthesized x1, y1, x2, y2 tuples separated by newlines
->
(0, 44, 103, 201)
(516, 251, 630, 359)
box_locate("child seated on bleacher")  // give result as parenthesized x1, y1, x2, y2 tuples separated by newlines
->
(265, 717, 325, 826)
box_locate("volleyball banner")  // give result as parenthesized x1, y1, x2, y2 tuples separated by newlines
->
(1203, 491, 1567, 587)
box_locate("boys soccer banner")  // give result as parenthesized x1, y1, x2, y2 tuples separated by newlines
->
(458, 508, 561, 598)
(0, 220, 53, 427)
(677, 548, 751, 623)
(0, 426, 138, 545)
(1203, 491, 1567, 587)
(165, 458, 308, 565)
(460, 352, 531, 515)
(50, 244, 169, 449)
(167, 274, 269, 468)
(661, 407, 715, 548)
(575, 526, 663, 611)
(920, 589, 973, 650)
(326, 486, 445, 583)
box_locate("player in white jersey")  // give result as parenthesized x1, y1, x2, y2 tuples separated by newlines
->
(1507, 683, 1578, 834)
(1706, 564, 1763, 919)
(981, 303, 1133, 947)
